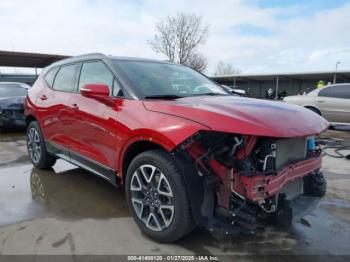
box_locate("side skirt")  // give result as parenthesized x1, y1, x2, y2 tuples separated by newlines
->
(46, 141, 118, 187)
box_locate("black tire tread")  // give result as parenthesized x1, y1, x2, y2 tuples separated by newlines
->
(125, 149, 195, 242)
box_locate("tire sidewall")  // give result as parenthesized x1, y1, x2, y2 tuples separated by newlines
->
(27, 121, 47, 168)
(125, 151, 190, 242)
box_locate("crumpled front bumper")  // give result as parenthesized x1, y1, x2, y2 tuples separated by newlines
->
(239, 156, 322, 202)
(213, 156, 325, 234)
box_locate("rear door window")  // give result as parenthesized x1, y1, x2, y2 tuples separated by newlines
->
(319, 85, 350, 99)
(53, 64, 79, 92)
(78, 61, 114, 94)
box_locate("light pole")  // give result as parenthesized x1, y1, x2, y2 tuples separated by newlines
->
(333, 61, 341, 84)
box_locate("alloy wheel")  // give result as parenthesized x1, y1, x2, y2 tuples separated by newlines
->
(27, 127, 41, 164)
(130, 164, 175, 232)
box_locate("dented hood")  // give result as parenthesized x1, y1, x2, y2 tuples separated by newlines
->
(143, 96, 329, 137)
(0, 96, 25, 110)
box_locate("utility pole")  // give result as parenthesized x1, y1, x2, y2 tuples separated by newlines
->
(333, 61, 341, 84)
(275, 75, 279, 100)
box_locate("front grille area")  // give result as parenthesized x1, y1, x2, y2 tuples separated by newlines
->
(275, 137, 307, 170)
(1, 109, 24, 119)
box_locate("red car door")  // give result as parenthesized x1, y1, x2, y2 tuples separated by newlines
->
(37, 64, 80, 157)
(67, 61, 123, 176)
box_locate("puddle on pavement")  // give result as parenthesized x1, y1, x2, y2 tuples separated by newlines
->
(0, 159, 129, 227)
(177, 200, 350, 255)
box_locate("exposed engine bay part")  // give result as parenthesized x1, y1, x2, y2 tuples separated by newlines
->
(172, 131, 326, 235)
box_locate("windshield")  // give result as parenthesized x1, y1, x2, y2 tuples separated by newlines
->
(113, 60, 228, 98)
(0, 86, 28, 98)
(306, 89, 319, 96)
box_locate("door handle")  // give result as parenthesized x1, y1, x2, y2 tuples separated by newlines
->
(71, 103, 79, 110)
(316, 100, 325, 103)
(40, 95, 47, 101)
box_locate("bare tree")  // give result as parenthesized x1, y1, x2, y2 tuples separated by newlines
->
(149, 13, 209, 72)
(183, 52, 207, 72)
(214, 61, 241, 75)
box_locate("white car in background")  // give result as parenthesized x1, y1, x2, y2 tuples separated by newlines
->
(284, 83, 350, 125)
(221, 85, 247, 96)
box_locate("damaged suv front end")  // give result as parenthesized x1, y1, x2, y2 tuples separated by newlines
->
(27, 56, 330, 242)
(173, 130, 326, 234)
(0, 83, 29, 130)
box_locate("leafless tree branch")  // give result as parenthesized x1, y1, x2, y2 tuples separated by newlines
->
(183, 52, 208, 72)
(149, 12, 209, 72)
(213, 61, 241, 75)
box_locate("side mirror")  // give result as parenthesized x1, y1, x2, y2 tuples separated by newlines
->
(80, 84, 115, 106)
(80, 83, 110, 97)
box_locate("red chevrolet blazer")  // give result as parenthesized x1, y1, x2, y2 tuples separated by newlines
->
(25, 53, 328, 242)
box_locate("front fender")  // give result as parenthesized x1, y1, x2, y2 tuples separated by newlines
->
(117, 124, 208, 179)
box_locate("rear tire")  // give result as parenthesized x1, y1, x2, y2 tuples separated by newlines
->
(125, 150, 194, 242)
(27, 121, 56, 169)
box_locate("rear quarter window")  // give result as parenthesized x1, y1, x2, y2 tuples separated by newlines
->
(44, 67, 59, 88)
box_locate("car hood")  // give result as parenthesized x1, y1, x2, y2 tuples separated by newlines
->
(143, 96, 329, 137)
(0, 96, 25, 110)
(284, 95, 308, 100)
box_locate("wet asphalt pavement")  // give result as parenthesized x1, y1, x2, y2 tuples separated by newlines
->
(0, 130, 349, 259)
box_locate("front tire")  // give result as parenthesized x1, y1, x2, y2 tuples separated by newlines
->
(27, 121, 56, 169)
(304, 171, 327, 197)
(125, 150, 194, 242)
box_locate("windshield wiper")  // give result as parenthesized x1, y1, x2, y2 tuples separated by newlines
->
(145, 95, 183, 99)
(190, 92, 228, 97)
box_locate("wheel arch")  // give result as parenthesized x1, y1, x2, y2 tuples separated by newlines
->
(25, 114, 37, 126)
(304, 105, 321, 115)
(117, 127, 201, 184)
(120, 140, 167, 184)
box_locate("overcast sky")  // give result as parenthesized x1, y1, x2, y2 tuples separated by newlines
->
(0, 0, 349, 74)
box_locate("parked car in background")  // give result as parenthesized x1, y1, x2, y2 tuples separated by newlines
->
(284, 83, 350, 125)
(0, 82, 30, 131)
(25, 53, 328, 242)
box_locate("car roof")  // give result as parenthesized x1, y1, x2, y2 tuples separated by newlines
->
(323, 83, 350, 88)
(45, 53, 175, 71)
